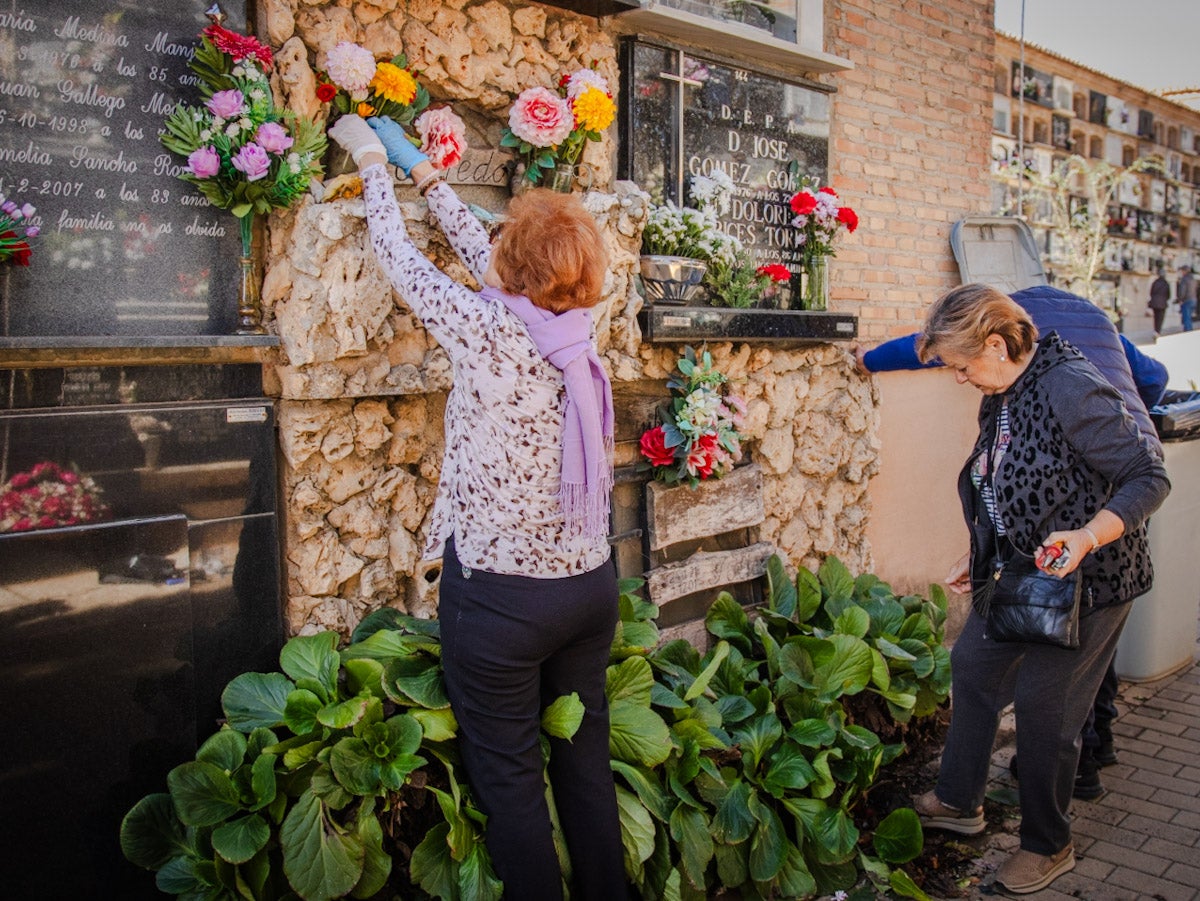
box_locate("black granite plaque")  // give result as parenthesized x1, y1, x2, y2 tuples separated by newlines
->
(0, 1, 249, 338)
(622, 40, 832, 306)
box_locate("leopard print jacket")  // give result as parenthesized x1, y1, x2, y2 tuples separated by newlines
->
(961, 333, 1170, 610)
(360, 164, 610, 578)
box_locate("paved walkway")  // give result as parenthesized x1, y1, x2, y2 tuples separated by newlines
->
(951, 653, 1200, 900)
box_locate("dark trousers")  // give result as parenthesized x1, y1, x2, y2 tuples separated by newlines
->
(438, 539, 624, 901)
(936, 603, 1130, 855)
(1152, 306, 1167, 333)
(1082, 658, 1119, 754)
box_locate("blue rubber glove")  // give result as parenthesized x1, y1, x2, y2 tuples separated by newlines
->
(367, 116, 428, 176)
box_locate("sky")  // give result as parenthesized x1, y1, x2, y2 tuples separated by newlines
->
(993, 0, 1200, 109)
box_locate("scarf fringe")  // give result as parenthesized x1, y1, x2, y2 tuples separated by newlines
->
(562, 434, 614, 538)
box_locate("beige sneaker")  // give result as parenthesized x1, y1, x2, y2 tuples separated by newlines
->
(995, 844, 1076, 894)
(913, 790, 985, 835)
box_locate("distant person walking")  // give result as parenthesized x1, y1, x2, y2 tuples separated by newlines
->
(1149, 268, 1170, 335)
(1176, 265, 1196, 333)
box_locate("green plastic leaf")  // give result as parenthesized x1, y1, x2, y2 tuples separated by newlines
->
(212, 813, 270, 864)
(609, 699, 672, 766)
(167, 761, 242, 827)
(120, 794, 189, 870)
(280, 789, 363, 901)
(196, 729, 247, 774)
(542, 692, 584, 739)
(873, 807, 924, 864)
(222, 672, 294, 731)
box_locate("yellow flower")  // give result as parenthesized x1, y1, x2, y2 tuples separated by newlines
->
(370, 62, 418, 106)
(571, 86, 615, 133)
(356, 101, 376, 117)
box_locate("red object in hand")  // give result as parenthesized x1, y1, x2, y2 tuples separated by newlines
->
(1036, 542, 1066, 570)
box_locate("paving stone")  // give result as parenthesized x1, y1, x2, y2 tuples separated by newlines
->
(1084, 839, 1172, 875)
(1171, 809, 1200, 834)
(1130, 767, 1200, 794)
(1164, 859, 1200, 889)
(1119, 749, 1185, 776)
(1104, 866, 1200, 901)
(1151, 788, 1200, 816)
(1070, 816, 1148, 848)
(1143, 836, 1200, 865)
(1137, 728, 1200, 755)
(1121, 813, 1200, 847)
(1123, 712, 1190, 735)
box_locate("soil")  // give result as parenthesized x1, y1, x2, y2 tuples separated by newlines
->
(851, 702, 1002, 900)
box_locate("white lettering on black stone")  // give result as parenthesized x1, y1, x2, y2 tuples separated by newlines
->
(58, 79, 125, 118)
(0, 9, 35, 32)
(0, 140, 53, 165)
(55, 16, 129, 47)
(57, 208, 115, 232)
(0, 80, 40, 98)
(140, 92, 177, 115)
(144, 31, 193, 57)
(69, 146, 137, 173)
(186, 216, 227, 237)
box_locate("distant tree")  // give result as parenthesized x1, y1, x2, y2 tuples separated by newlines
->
(1000, 153, 1162, 301)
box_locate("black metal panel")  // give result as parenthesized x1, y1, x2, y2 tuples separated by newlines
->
(639, 305, 857, 343)
(0, 516, 193, 900)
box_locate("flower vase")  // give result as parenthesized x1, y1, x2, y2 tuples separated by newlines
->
(236, 214, 265, 335)
(801, 255, 829, 311)
(640, 255, 708, 305)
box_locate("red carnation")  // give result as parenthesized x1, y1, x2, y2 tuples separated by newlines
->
(203, 24, 274, 70)
(756, 263, 791, 283)
(639, 426, 677, 468)
(819, 185, 839, 197)
(836, 206, 859, 233)
(316, 81, 338, 103)
(790, 191, 817, 216)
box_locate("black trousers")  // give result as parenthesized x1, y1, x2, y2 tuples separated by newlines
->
(439, 539, 625, 900)
(936, 603, 1130, 855)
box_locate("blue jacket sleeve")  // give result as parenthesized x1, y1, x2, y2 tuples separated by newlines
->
(1119, 335, 1169, 408)
(861, 334, 941, 372)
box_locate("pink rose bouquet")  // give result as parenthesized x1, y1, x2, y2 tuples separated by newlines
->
(160, 16, 326, 254)
(415, 107, 468, 170)
(501, 65, 616, 186)
(1, 461, 112, 534)
(638, 346, 746, 488)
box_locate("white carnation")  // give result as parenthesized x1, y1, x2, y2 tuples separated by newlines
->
(324, 41, 377, 97)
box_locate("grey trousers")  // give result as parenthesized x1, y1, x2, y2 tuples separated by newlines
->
(935, 602, 1130, 855)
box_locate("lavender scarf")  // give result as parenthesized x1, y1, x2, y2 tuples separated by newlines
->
(481, 286, 614, 538)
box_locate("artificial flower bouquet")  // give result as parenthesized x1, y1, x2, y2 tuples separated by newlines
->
(0, 461, 111, 533)
(789, 177, 858, 265)
(0, 190, 38, 266)
(502, 66, 616, 186)
(160, 19, 326, 237)
(638, 347, 747, 488)
(318, 41, 467, 171)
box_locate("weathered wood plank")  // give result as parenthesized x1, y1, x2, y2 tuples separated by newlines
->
(646, 541, 776, 607)
(645, 463, 764, 551)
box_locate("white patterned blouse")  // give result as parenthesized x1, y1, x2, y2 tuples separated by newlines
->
(359, 163, 611, 578)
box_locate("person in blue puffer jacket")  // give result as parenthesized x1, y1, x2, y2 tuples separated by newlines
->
(853, 284, 1169, 802)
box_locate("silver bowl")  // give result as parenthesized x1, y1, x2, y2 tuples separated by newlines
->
(639, 255, 708, 305)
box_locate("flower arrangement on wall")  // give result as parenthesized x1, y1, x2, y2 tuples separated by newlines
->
(638, 346, 746, 488)
(501, 66, 616, 186)
(0, 462, 111, 533)
(0, 191, 38, 266)
(789, 178, 859, 265)
(160, 21, 326, 225)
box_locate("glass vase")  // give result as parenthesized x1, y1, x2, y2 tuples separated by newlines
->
(802, 255, 829, 311)
(236, 214, 265, 335)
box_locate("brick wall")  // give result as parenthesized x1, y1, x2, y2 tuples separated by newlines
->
(825, 0, 995, 340)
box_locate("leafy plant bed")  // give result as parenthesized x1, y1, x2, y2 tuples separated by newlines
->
(122, 555, 955, 900)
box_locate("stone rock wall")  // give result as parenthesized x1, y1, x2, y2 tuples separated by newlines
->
(260, 0, 879, 636)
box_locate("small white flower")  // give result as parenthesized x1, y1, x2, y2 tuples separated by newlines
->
(565, 68, 609, 99)
(226, 122, 241, 137)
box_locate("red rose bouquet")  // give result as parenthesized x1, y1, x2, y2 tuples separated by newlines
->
(0, 461, 112, 534)
(638, 347, 746, 488)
